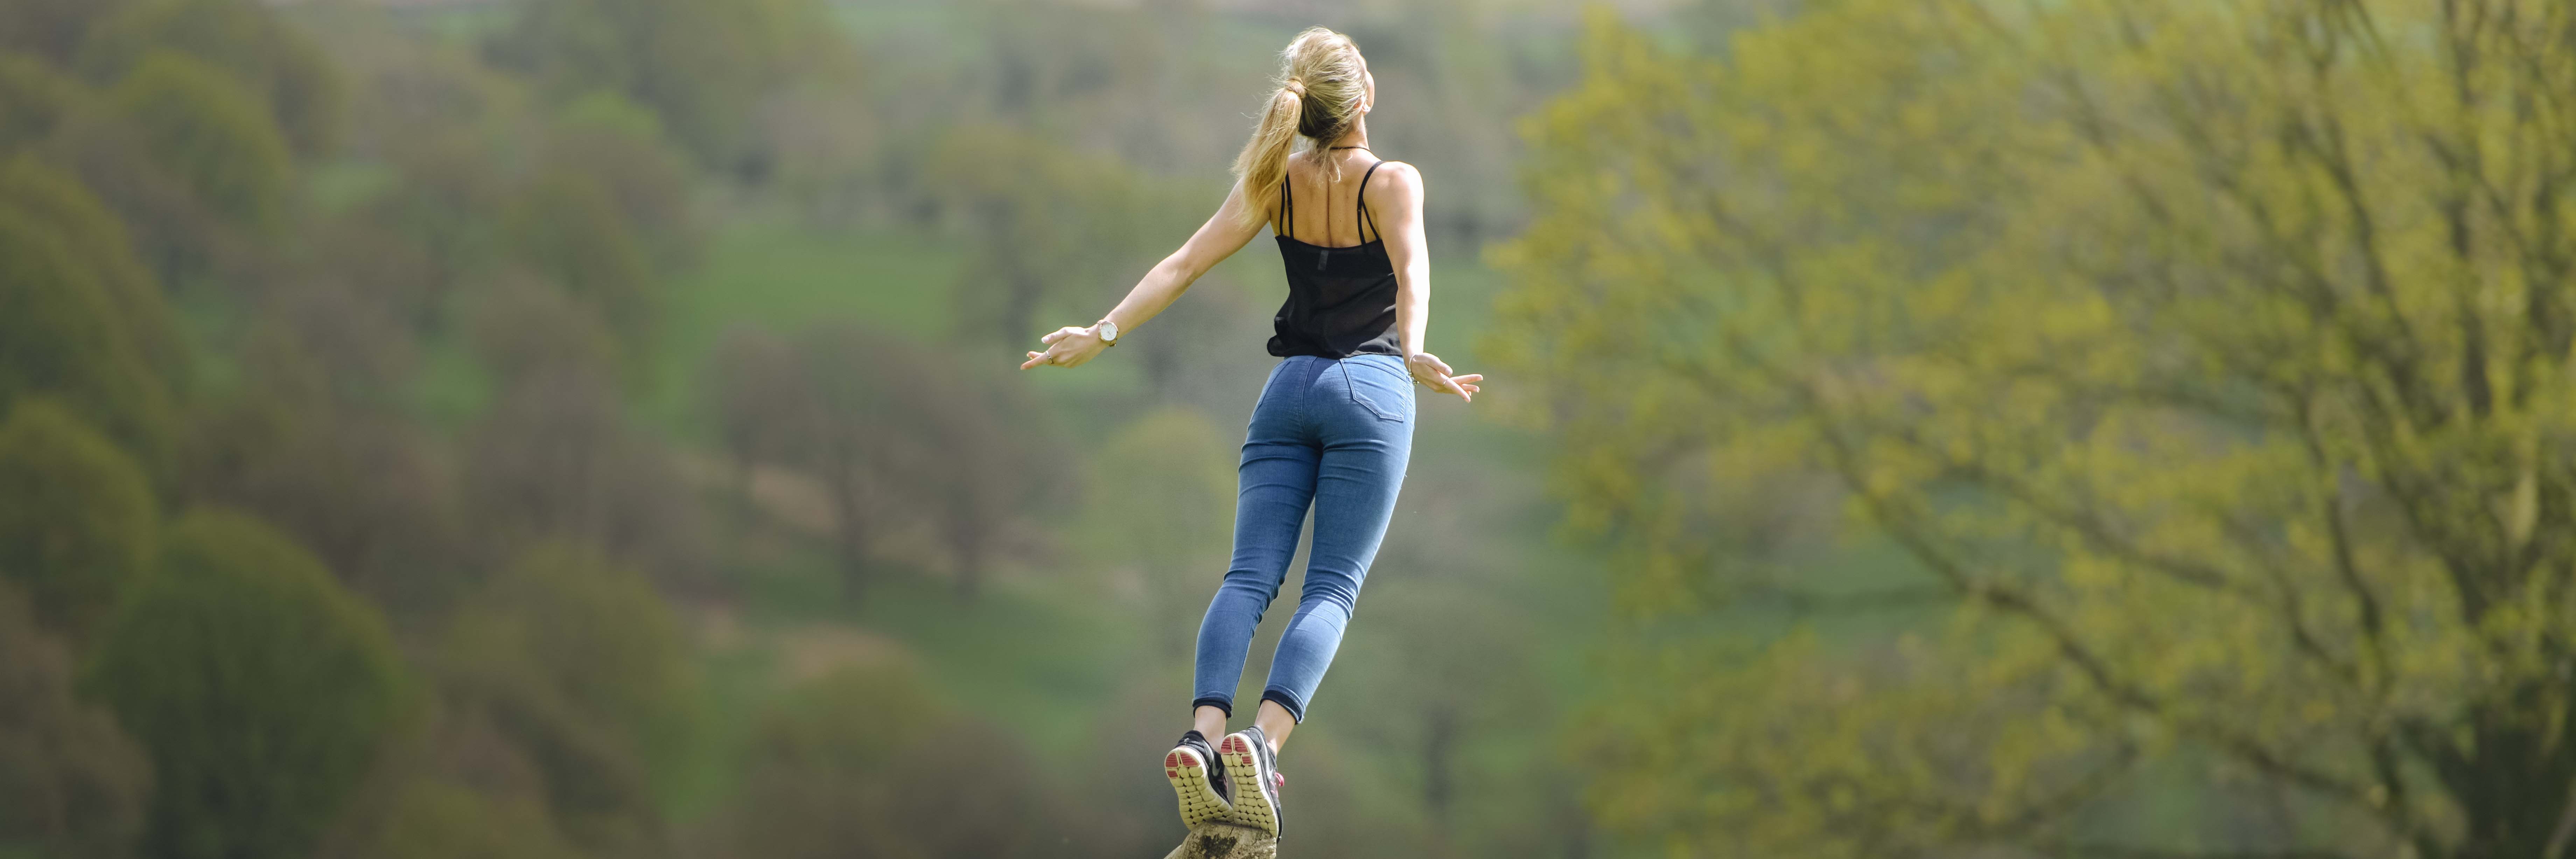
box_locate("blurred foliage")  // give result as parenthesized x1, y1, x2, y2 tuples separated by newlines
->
(0, 163, 178, 474)
(500, 100, 696, 357)
(0, 157, 186, 388)
(1076, 406, 1237, 661)
(460, 352, 704, 591)
(723, 664, 1047, 857)
(930, 123, 1157, 347)
(108, 52, 295, 233)
(362, 780, 584, 859)
(0, 53, 81, 152)
(428, 543, 695, 854)
(0, 399, 155, 640)
(1495, 0, 2576, 855)
(78, 0, 343, 156)
(710, 321, 1069, 602)
(482, 0, 846, 174)
(0, 0, 131, 65)
(0, 584, 152, 859)
(85, 510, 407, 859)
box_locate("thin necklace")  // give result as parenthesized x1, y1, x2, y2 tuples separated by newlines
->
(1328, 145, 1371, 152)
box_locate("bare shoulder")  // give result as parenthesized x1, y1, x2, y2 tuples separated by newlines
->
(1373, 160, 1422, 188)
(1364, 160, 1424, 205)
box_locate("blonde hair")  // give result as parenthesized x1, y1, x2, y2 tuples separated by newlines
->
(1232, 27, 1367, 228)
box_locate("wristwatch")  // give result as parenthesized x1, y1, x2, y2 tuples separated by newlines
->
(1093, 319, 1120, 347)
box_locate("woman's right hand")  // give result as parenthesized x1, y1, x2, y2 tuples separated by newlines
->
(1020, 325, 1110, 370)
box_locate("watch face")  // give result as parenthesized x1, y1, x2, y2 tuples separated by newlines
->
(1098, 321, 1119, 342)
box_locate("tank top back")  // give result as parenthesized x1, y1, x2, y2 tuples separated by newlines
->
(1268, 158, 1402, 359)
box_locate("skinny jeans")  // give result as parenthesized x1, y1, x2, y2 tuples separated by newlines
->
(1190, 353, 1414, 723)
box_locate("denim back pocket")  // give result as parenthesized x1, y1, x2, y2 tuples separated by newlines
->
(1340, 356, 1414, 423)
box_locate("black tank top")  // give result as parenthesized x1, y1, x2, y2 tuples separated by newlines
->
(1267, 159, 1401, 359)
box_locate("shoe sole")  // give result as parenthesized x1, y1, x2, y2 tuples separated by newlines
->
(1164, 747, 1231, 829)
(1218, 733, 1279, 836)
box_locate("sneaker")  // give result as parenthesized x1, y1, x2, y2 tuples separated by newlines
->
(1218, 727, 1284, 836)
(1165, 730, 1232, 828)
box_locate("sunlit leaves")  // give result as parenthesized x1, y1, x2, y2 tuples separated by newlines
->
(1497, 0, 2576, 853)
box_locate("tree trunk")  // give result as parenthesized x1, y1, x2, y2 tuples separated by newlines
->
(1161, 822, 1277, 859)
(827, 446, 868, 604)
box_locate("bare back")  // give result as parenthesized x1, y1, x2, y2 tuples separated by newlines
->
(1271, 148, 1398, 248)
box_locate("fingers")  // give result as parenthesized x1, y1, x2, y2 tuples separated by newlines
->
(1020, 350, 1051, 370)
(1438, 375, 1471, 403)
(1040, 326, 1085, 346)
(1405, 353, 1480, 403)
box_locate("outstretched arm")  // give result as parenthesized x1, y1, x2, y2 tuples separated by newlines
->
(1371, 162, 1481, 402)
(1021, 182, 1268, 370)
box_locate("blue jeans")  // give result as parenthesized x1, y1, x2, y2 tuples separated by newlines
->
(1192, 354, 1415, 723)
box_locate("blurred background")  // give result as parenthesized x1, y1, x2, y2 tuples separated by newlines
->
(3, 0, 2573, 857)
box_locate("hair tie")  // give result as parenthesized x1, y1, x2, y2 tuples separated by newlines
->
(1283, 78, 1306, 97)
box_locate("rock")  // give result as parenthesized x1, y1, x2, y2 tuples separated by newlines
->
(1161, 822, 1278, 859)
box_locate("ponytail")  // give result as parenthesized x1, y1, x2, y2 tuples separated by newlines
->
(1231, 28, 1367, 230)
(1233, 83, 1303, 228)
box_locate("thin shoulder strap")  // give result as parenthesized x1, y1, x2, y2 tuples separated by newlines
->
(1354, 160, 1387, 243)
(1278, 167, 1294, 239)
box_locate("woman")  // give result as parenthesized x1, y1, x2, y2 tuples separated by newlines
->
(1018, 26, 1479, 837)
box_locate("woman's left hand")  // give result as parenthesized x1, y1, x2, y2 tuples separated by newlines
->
(1406, 351, 1482, 403)
(1020, 326, 1109, 370)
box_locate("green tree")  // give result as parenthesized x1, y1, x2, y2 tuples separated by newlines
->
(0, 0, 130, 64)
(0, 399, 155, 638)
(363, 780, 584, 859)
(458, 285, 703, 585)
(434, 543, 694, 853)
(1078, 406, 1237, 658)
(781, 323, 934, 602)
(0, 584, 152, 859)
(912, 359, 1064, 599)
(504, 171, 657, 354)
(544, 95, 698, 269)
(1493, 2, 2576, 856)
(188, 275, 463, 615)
(85, 510, 408, 859)
(927, 124, 1155, 348)
(77, 0, 341, 155)
(0, 53, 81, 152)
(107, 50, 294, 232)
(723, 665, 1043, 858)
(484, 0, 843, 172)
(0, 189, 177, 474)
(0, 155, 187, 390)
(705, 324, 805, 528)
(771, 324, 1062, 602)
(497, 99, 699, 358)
